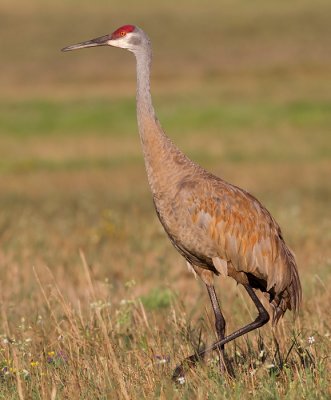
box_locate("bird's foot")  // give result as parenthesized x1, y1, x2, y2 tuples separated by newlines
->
(172, 350, 234, 383)
(171, 353, 201, 384)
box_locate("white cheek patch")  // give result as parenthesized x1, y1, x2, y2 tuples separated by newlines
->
(108, 37, 135, 50)
(107, 38, 127, 48)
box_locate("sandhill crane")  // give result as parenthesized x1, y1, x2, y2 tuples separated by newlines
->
(62, 25, 302, 380)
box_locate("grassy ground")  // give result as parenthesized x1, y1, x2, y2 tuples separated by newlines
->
(0, 0, 330, 398)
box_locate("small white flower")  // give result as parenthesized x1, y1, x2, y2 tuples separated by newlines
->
(90, 300, 111, 310)
(308, 336, 315, 345)
(2, 338, 8, 344)
(177, 376, 185, 385)
(21, 369, 29, 378)
(155, 355, 170, 365)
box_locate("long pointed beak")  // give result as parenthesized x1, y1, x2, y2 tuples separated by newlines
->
(61, 34, 111, 52)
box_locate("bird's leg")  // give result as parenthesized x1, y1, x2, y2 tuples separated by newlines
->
(206, 284, 227, 372)
(172, 284, 269, 381)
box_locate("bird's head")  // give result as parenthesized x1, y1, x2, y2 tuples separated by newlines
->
(61, 25, 149, 54)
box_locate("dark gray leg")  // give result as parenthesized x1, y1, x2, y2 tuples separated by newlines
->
(172, 284, 269, 381)
(206, 285, 227, 371)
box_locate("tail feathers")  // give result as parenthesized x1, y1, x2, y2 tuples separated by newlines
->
(270, 247, 302, 325)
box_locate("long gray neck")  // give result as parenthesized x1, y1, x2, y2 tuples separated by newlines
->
(135, 46, 155, 122)
(133, 42, 195, 198)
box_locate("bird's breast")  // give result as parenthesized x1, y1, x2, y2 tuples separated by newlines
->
(152, 186, 221, 269)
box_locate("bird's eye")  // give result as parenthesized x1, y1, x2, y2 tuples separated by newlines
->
(120, 31, 126, 37)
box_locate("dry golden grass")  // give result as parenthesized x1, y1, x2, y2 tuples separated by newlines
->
(0, 0, 330, 398)
(0, 149, 329, 398)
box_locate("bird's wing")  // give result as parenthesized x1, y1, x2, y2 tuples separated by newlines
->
(181, 177, 291, 293)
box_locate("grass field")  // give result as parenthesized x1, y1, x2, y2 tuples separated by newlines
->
(0, 0, 330, 398)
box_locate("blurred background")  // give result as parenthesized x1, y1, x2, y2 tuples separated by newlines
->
(0, 0, 330, 317)
(0, 2, 330, 397)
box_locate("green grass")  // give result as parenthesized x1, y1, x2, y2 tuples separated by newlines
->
(1, 98, 330, 137)
(0, 97, 329, 176)
(0, 0, 330, 398)
(0, 99, 136, 137)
